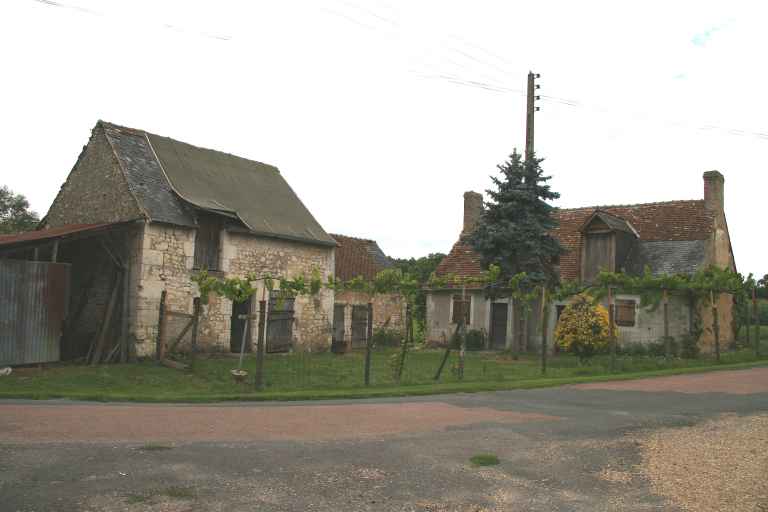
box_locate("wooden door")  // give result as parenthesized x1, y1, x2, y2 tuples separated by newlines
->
(266, 292, 295, 353)
(230, 297, 252, 353)
(332, 304, 346, 352)
(490, 302, 508, 349)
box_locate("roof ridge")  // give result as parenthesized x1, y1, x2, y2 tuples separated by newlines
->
(99, 120, 280, 173)
(331, 233, 377, 244)
(556, 199, 704, 212)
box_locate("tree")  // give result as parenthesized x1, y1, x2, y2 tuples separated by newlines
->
(391, 253, 445, 341)
(469, 150, 564, 288)
(0, 185, 39, 234)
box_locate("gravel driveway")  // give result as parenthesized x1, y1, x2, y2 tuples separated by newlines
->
(1, 367, 767, 511)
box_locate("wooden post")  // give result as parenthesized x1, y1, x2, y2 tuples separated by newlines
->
(90, 270, 121, 365)
(50, 240, 59, 263)
(608, 287, 616, 372)
(458, 285, 466, 380)
(663, 289, 670, 360)
(190, 297, 200, 365)
(254, 299, 267, 390)
(540, 286, 548, 375)
(711, 290, 720, 363)
(156, 290, 167, 361)
(364, 302, 373, 386)
(746, 291, 752, 346)
(754, 287, 760, 357)
(396, 302, 412, 384)
(434, 323, 459, 380)
(512, 301, 520, 361)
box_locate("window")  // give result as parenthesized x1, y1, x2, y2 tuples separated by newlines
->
(452, 294, 471, 325)
(193, 216, 222, 270)
(614, 299, 636, 327)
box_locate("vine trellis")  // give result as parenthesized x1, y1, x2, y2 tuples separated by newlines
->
(190, 263, 762, 385)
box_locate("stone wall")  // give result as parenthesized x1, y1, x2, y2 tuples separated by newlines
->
(335, 290, 406, 340)
(130, 223, 335, 356)
(44, 124, 143, 228)
(426, 290, 491, 345)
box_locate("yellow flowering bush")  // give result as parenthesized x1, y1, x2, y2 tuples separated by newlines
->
(554, 294, 610, 361)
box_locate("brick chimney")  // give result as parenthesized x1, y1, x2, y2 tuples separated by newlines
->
(462, 191, 483, 234)
(703, 170, 725, 211)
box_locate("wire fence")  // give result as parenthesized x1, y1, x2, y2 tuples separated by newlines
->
(185, 339, 768, 393)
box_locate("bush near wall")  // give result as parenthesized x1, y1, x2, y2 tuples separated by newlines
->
(371, 328, 403, 348)
(554, 294, 610, 362)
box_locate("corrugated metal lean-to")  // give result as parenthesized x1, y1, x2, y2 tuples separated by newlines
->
(0, 260, 70, 365)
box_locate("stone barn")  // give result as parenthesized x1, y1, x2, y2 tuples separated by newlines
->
(1, 120, 338, 359)
(426, 171, 736, 353)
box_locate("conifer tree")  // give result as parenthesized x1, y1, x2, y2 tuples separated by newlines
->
(469, 150, 564, 288)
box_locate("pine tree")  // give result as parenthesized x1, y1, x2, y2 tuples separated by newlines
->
(469, 150, 564, 287)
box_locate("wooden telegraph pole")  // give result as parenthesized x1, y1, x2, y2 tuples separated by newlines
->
(525, 71, 541, 160)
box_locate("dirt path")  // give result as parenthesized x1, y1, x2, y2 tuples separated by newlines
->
(0, 401, 558, 443)
(570, 366, 768, 394)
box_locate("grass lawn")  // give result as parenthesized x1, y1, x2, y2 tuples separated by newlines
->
(2, 342, 767, 402)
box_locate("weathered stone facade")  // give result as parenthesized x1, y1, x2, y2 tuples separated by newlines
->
(130, 223, 335, 356)
(44, 124, 143, 228)
(428, 171, 737, 353)
(335, 290, 406, 336)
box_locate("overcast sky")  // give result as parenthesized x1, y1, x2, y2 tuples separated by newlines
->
(2, 0, 765, 277)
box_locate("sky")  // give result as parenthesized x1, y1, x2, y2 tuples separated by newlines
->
(2, 0, 766, 278)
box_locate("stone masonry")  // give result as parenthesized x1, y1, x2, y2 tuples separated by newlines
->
(131, 224, 335, 356)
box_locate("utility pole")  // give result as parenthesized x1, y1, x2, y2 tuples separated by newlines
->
(525, 71, 541, 160)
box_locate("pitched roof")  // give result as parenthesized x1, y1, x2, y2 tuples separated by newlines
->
(0, 222, 126, 248)
(436, 200, 715, 283)
(580, 210, 638, 237)
(331, 234, 393, 281)
(100, 121, 335, 247)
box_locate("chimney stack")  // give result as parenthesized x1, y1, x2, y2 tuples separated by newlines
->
(462, 191, 483, 235)
(703, 170, 725, 212)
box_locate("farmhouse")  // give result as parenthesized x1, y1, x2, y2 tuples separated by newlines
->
(0, 121, 337, 362)
(426, 171, 735, 352)
(331, 234, 406, 350)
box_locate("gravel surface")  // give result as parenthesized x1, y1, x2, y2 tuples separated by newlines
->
(638, 413, 768, 512)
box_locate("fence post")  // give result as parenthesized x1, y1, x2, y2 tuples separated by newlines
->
(540, 286, 548, 375)
(364, 302, 373, 386)
(663, 289, 670, 360)
(754, 287, 760, 357)
(156, 290, 167, 361)
(255, 299, 267, 390)
(711, 290, 720, 363)
(608, 287, 616, 372)
(190, 297, 200, 366)
(396, 302, 412, 384)
(458, 285, 466, 380)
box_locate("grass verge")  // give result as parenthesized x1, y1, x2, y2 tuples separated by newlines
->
(0, 359, 765, 403)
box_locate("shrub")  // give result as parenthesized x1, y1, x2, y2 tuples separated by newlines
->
(679, 333, 700, 359)
(618, 342, 648, 357)
(371, 328, 403, 348)
(554, 294, 609, 362)
(645, 337, 679, 357)
(760, 301, 768, 325)
(465, 329, 487, 351)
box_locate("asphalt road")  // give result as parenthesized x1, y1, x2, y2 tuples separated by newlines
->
(1, 368, 767, 512)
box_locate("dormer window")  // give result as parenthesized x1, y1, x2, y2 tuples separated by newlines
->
(579, 211, 639, 283)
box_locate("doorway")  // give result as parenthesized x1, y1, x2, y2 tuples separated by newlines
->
(490, 302, 508, 349)
(230, 296, 252, 353)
